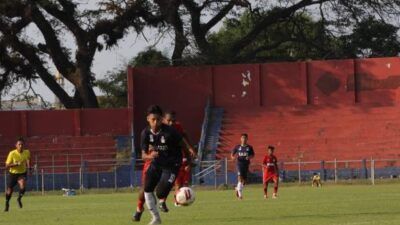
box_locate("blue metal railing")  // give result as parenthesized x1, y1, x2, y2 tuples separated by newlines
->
(195, 97, 211, 177)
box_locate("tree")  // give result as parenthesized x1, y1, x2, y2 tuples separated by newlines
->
(0, 0, 161, 108)
(153, 0, 400, 64)
(96, 48, 169, 108)
(341, 17, 400, 58)
(207, 11, 333, 63)
(207, 11, 400, 63)
(131, 48, 170, 67)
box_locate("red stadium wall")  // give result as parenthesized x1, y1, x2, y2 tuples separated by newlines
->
(261, 62, 307, 106)
(128, 57, 400, 153)
(355, 57, 400, 106)
(0, 108, 131, 139)
(307, 59, 355, 106)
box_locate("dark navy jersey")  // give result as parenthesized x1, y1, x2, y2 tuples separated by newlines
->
(232, 144, 254, 163)
(141, 124, 183, 168)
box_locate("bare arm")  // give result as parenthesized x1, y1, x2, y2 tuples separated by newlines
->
(182, 137, 196, 158)
(180, 130, 197, 158)
(180, 140, 192, 164)
(5, 162, 20, 169)
(141, 145, 158, 160)
(231, 152, 236, 160)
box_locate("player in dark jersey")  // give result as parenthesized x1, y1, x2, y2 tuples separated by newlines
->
(231, 133, 254, 199)
(139, 105, 185, 225)
(262, 145, 279, 199)
(132, 110, 195, 222)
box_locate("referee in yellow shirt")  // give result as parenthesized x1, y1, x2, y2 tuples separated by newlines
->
(5, 137, 31, 212)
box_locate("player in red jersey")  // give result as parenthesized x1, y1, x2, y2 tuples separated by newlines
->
(262, 145, 279, 199)
(163, 111, 196, 206)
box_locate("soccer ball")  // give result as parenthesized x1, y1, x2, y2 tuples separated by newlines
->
(175, 187, 195, 206)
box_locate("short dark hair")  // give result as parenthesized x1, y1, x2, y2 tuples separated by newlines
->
(146, 105, 163, 116)
(164, 110, 176, 117)
(16, 137, 25, 143)
(241, 133, 248, 138)
(267, 145, 275, 151)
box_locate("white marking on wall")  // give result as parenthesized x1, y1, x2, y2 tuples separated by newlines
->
(242, 70, 251, 81)
(241, 70, 252, 98)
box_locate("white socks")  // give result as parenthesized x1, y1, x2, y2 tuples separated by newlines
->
(236, 182, 243, 198)
(145, 192, 161, 223)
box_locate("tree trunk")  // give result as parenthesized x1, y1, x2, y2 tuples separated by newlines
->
(73, 66, 99, 108)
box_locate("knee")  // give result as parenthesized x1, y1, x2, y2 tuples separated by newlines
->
(6, 188, 12, 195)
(155, 189, 168, 199)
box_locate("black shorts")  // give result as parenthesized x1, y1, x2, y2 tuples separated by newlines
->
(237, 162, 249, 180)
(144, 163, 180, 199)
(7, 172, 27, 189)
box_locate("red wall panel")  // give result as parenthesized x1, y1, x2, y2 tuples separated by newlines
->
(355, 57, 400, 106)
(213, 64, 260, 108)
(0, 111, 20, 138)
(81, 109, 130, 135)
(261, 62, 307, 106)
(27, 110, 75, 136)
(133, 66, 212, 143)
(308, 59, 355, 105)
(1, 109, 131, 138)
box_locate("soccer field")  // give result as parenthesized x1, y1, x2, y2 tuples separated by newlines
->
(1, 184, 400, 225)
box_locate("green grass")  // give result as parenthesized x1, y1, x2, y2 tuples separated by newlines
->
(1, 183, 400, 225)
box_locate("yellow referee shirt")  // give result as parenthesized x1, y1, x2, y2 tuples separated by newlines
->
(5, 149, 30, 174)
